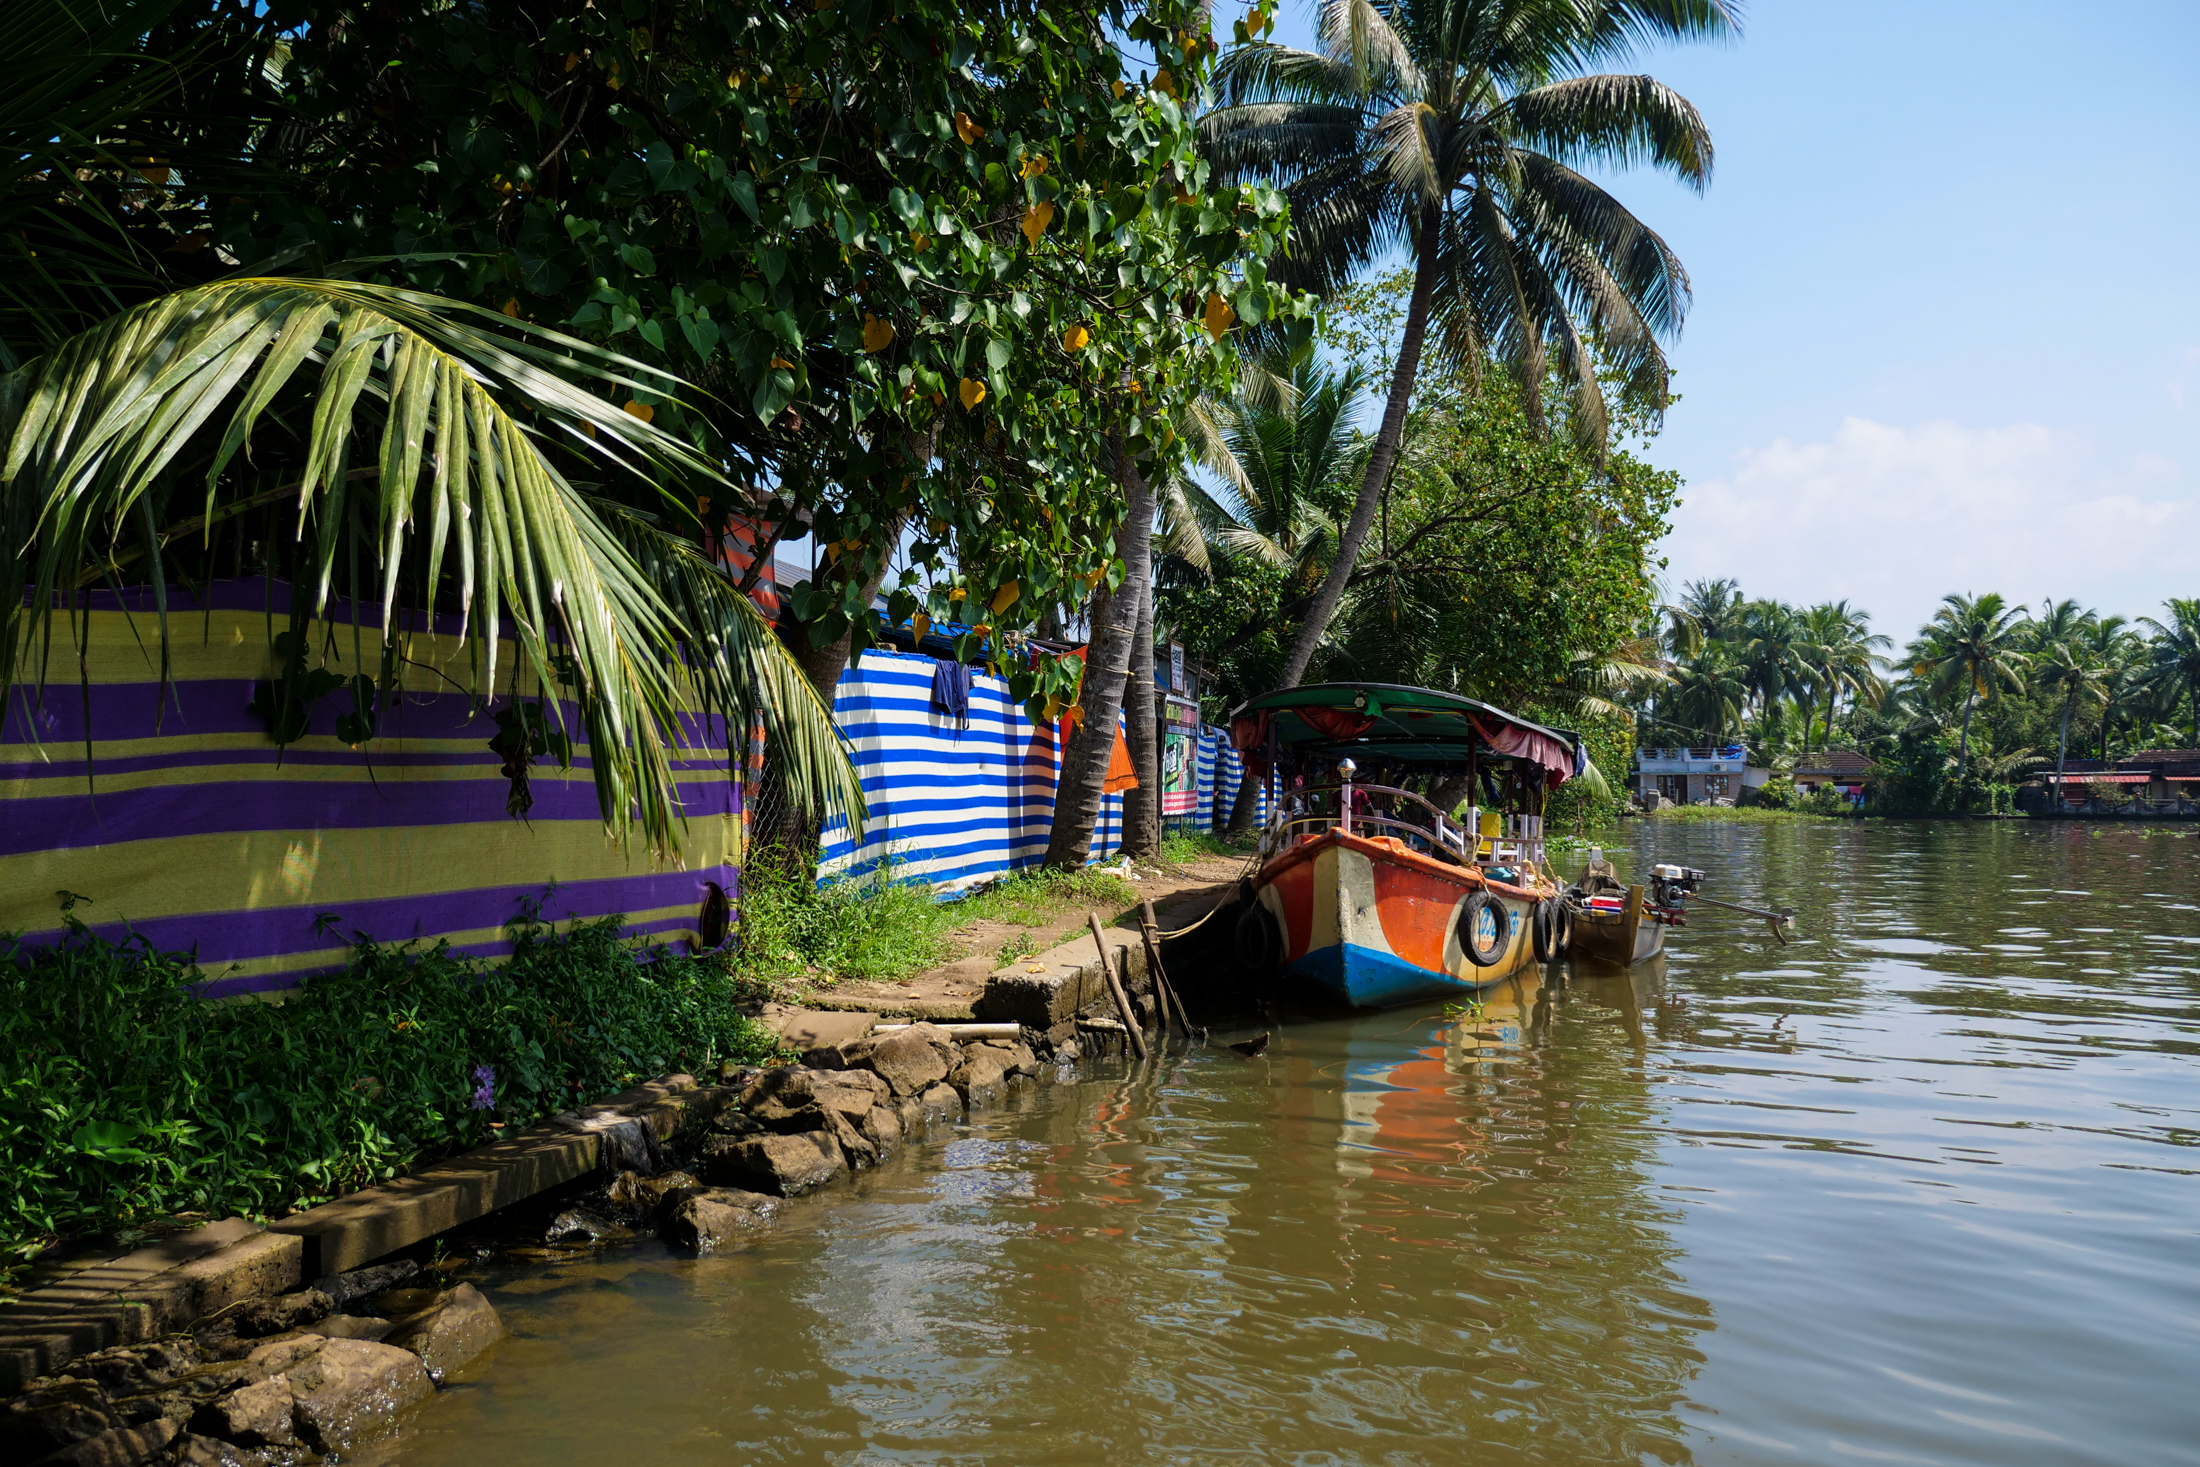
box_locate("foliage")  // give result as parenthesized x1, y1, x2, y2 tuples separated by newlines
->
(0, 0, 862, 847)
(733, 850, 1138, 989)
(0, 910, 779, 1270)
(1200, 0, 1730, 684)
(252, 0, 1306, 724)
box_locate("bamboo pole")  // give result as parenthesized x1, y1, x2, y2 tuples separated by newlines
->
(1138, 898, 1189, 1037)
(1088, 914, 1150, 1062)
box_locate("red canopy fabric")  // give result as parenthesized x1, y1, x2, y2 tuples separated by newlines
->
(1469, 714, 1575, 786)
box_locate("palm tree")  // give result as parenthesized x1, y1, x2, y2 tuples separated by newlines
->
(1909, 592, 2029, 796)
(2082, 615, 2142, 759)
(2032, 635, 2110, 808)
(1, 0, 864, 848)
(2140, 598, 2200, 748)
(1735, 599, 1808, 721)
(1797, 600, 1888, 750)
(1184, 359, 1368, 582)
(1676, 577, 1748, 648)
(1667, 644, 1747, 744)
(1201, 0, 1731, 689)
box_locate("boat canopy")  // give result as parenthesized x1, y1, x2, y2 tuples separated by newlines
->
(1227, 682, 1584, 786)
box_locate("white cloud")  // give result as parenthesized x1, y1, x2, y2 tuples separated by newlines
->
(1660, 417, 2198, 639)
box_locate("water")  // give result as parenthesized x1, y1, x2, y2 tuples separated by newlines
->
(364, 821, 2200, 1466)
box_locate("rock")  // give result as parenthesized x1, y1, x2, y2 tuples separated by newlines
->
(105, 1362, 264, 1429)
(798, 1044, 846, 1070)
(241, 1338, 325, 1376)
(310, 1314, 395, 1342)
(195, 1290, 332, 1357)
(545, 1206, 633, 1245)
(813, 1076, 883, 1126)
(3, 1380, 119, 1458)
(697, 1131, 846, 1196)
(858, 1102, 902, 1157)
(659, 1188, 783, 1253)
(863, 1026, 952, 1097)
(1054, 1036, 1082, 1064)
(721, 1063, 765, 1090)
(822, 1109, 878, 1169)
(982, 1040, 1039, 1078)
(311, 1259, 419, 1309)
(29, 1417, 179, 1466)
(709, 1111, 765, 1139)
(894, 1096, 926, 1134)
(737, 1065, 818, 1125)
(917, 1083, 963, 1119)
(283, 1339, 432, 1453)
(166, 1433, 276, 1467)
(949, 1045, 1014, 1100)
(382, 1283, 503, 1382)
(64, 1341, 201, 1398)
(606, 1168, 701, 1218)
(186, 1376, 293, 1448)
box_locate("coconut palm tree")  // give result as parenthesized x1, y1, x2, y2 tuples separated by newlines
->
(0, 0, 864, 849)
(2081, 615, 2143, 760)
(2140, 598, 2200, 748)
(2032, 634, 2111, 808)
(1797, 600, 1888, 751)
(1201, 0, 1731, 689)
(1667, 643, 1747, 744)
(1735, 599, 1809, 721)
(1908, 592, 2029, 796)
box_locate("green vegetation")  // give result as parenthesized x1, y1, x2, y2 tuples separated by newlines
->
(1635, 581, 2197, 817)
(0, 911, 779, 1280)
(1644, 803, 1844, 824)
(733, 856, 1138, 990)
(1157, 828, 1254, 865)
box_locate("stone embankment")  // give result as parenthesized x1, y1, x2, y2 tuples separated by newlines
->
(1, 1018, 1128, 1466)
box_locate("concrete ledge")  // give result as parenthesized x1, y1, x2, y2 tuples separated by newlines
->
(977, 924, 1153, 1029)
(0, 1222, 301, 1394)
(270, 1076, 730, 1276)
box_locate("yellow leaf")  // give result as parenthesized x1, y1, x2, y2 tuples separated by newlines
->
(565, 52, 583, 72)
(770, 356, 795, 370)
(1154, 69, 1178, 98)
(862, 314, 895, 352)
(929, 518, 947, 536)
(949, 586, 966, 602)
(501, 298, 521, 318)
(1111, 79, 1126, 98)
(912, 613, 932, 643)
(1202, 293, 1237, 340)
(629, 26, 651, 52)
(1062, 323, 1091, 351)
(1020, 200, 1055, 246)
(1020, 154, 1049, 178)
(954, 111, 986, 145)
(604, 58, 621, 89)
(911, 230, 929, 251)
(623, 400, 655, 422)
(959, 377, 987, 409)
(991, 581, 1021, 614)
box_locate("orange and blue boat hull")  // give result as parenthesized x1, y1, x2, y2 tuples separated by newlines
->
(1251, 830, 1546, 1009)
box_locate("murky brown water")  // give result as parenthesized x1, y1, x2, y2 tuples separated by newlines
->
(365, 821, 2200, 1466)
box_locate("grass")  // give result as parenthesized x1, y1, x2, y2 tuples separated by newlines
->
(734, 852, 1140, 990)
(1156, 828, 1258, 865)
(0, 908, 780, 1286)
(1643, 804, 1847, 823)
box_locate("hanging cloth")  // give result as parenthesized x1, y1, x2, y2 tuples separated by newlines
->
(1103, 723, 1140, 793)
(931, 658, 973, 731)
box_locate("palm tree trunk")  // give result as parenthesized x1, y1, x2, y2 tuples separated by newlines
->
(1273, 200, 1441, 689)
(1225, 752, 1261, 832)
(1045, 438, 1153, 869)
(1956, 685, 1977, 800)
(1120, 560, 1161, 859)
(1821, 683, 1836, 752)
(2055, 695, 2072, 812)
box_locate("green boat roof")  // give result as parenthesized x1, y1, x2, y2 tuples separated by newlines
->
(1226, 682, 1583, 780)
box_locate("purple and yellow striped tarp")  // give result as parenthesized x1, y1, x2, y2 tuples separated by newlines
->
(2, 579, 737, 998)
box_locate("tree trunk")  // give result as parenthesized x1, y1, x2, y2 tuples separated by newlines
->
(1120, 567, 1161, 859)
(1956, 685, 1976, 800)
(1821, 683, 1836, 753)
(2055, 696, 2072, 811)
(792, 512, 908, 707)
(1225, 753, 1262, 832)
(1273, 200, 1442, 689)
(1045, 438, 1153, 869)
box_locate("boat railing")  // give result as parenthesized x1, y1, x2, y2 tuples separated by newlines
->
(1258, 779, 1548, 871)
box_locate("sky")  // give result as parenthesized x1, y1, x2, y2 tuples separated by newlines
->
(1270, 0, 2200, 642)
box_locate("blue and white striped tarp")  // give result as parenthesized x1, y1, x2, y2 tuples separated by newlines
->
(817, 648, 1124, 891)
(1194, 726, 1219, 831)
(1211, 735, 1274, 831)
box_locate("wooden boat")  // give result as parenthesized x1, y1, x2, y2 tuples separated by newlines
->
(1563, 853, 1701, 967)
(1226, 683, 1585, 1010)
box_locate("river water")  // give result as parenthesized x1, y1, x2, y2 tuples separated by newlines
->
(364, 821, 2200, 1466)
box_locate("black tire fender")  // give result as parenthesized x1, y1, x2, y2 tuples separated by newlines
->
(1459, 890, 1511, 968)
(1554, 899, 1574, 956)
(1532, 898, 1558, 963)
(1234, 902, 1283, 975)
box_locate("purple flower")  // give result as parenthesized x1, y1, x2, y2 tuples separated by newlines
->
(469, 1065, 496, 1111)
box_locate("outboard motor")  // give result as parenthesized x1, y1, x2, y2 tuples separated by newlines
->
(1649, 863, 1705, 910)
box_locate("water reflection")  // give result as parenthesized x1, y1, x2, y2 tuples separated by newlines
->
(368, 823, 2200, 1467)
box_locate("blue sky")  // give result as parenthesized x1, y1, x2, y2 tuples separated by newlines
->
(1265, 0, 2200, 642)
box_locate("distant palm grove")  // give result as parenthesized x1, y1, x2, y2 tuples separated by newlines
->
(1636, 582, 2200, 815)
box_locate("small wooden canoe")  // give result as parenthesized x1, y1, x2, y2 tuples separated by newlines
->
(1567, 884, 1666, 967)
